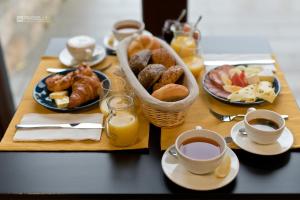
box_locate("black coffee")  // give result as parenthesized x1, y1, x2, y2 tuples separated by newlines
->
(248, 118, 279, 131)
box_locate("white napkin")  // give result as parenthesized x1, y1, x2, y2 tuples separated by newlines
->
(203, 53, 276, 72)
(13, 113, 103, 142)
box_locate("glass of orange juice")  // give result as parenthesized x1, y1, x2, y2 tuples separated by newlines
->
(99, 77, 134, 116)
(105, 95, 139, 147)
(171, 27, 204, 79)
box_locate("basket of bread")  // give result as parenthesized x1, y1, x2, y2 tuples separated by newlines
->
(117, 34, 199, 127)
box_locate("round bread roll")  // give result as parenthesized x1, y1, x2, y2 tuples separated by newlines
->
(151, 83, 189, 102)
(151, 48, 176, 68)
(129, 49, 152, 75)
(138, 64, 166, 89)
(127, 35, 161, 58)
(153, 65, 184, 91)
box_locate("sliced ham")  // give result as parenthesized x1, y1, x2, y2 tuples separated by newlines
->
(204, 76, 231, 99)
(208, 65, 233, 89)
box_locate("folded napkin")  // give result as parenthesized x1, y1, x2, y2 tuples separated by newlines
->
(203, 53, 276, 71)
(13, 113, 103, 142)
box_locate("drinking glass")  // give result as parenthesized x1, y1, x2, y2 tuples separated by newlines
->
(99, 76, 134, 116)
(105, 95, 139, 147)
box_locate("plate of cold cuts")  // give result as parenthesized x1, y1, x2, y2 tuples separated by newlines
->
(202, 65, 280, 105)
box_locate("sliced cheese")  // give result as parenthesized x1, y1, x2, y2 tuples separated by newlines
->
(49, 91, 68, 99)
(220, 73, 232, 86)
(256, 81, 276, 103)
(54, 96, 69, 108)
(223, 85, 242, 93)
(246, 74, 260, 85)
(228, 84, 257, 102)
(258, 69, 275, 82)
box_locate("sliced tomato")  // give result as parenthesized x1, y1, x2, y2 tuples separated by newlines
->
(231, 71, 248, 87)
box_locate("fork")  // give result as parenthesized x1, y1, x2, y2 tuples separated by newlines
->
(209, 109, 288, 122)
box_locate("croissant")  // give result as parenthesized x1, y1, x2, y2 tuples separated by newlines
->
(45, 65, 94, 92)
(68, 73, 101, 108)
(45, 71, 74, 92)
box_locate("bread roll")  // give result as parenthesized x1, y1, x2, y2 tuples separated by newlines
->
(151, 83, 189, 102)
(138, 64, 166, 89)
(153, 65, 184, 90)
(129, 49, 152, 75)
(151, 48, 176, 68)
(127, 35, 161, 58)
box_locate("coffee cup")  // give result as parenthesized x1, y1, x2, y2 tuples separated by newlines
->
(112, 19, 145, 41)
(66, 35, 96, 62)
(173, 127, 227, 175)
(244, 108, 285, 144)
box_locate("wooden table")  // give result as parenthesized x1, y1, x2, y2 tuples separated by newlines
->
(1, 36, 300, 199)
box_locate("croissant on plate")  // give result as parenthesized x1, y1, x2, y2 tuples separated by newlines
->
(68, 73, 101, 108)
(45, 71, 74, 92)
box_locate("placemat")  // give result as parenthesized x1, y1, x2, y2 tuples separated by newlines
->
(0, 56, 150, 151)
(161, 56, 300, 150)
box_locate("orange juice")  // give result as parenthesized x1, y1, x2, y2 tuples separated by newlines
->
(171, 35, 197, 58)
(183, 56, 204, 79)
(108, 112, 139, 147)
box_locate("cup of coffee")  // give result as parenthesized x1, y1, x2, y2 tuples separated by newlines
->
(112, 19, 145, 41)
(244, 108, 285, 145)
(174, 127, 227, 175)
(66, 35, 96, 62)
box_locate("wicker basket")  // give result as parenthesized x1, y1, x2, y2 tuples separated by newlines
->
(117, 35, 199, 127)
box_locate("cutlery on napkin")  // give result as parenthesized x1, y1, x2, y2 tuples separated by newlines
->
(13, 113, 103, 141)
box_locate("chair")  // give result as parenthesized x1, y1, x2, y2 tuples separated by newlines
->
(0, 43, 15, 137)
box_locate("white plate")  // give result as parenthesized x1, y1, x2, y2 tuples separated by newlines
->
(161, 145, 239, 191)
(231, 121, 294, 156)
(59, 45, 106, 67)
(103, 30, 152, 52)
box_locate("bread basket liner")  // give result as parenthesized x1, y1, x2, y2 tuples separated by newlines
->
(116, 35, 199, 112)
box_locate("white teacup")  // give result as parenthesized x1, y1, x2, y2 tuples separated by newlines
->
(174, 127, 227, 175)
(112, 19, 145, 41)
(66, 35, 96, 62)
(244, 108, 285, 145)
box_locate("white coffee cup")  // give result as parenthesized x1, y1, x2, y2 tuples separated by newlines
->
(66, 35, 96, 62)
(244, 108, 285, 145)
(174, 127, 227, 175)
(112, 19, 145, 41)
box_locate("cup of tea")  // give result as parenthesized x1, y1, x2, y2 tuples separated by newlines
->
(66, 35, 96, 62)
(112, 19, 145, 41)
(174, 127, 227, 175)
(244, 108, 285, 145)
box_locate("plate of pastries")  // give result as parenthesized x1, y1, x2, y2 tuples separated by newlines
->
(127, 35, 190, 102)
(33, 65, 110, 112)
(203, 64, 280, 105)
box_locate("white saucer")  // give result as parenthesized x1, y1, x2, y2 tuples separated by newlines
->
(161, 145, 239, 191)
(231, 121, 294, 156)
(59, 45, 106, 67)
(103, 30, 152, 52)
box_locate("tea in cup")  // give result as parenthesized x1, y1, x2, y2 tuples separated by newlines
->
(174, 127, 227, 175)
(112, 19, 145, 41)
(66, 35, 96, 62)
(244, 108, 285, 144)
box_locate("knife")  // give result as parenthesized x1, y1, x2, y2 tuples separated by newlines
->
(16, 123, 104, 129)
(204, 59, 275, 66)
